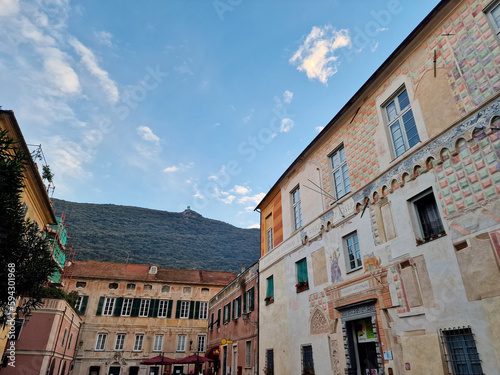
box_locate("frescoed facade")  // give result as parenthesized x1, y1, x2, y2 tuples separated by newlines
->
(256, 1, 500, 374)
(207, 262, 258, 375)
(63, 261, 237, 375)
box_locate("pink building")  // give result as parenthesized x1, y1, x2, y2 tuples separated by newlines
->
(0, 298, 82, 375)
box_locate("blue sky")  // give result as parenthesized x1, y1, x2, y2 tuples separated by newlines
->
(0, 0, 440, 228)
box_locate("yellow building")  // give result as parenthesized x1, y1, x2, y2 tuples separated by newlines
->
(0, 110, 57, 359)
(63, 261, 237, 375)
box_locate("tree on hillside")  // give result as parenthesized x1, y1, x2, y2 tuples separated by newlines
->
(0, 130, 58, 326)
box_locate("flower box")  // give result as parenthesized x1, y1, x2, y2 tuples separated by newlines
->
(264, 296, 274, 305)
(296, 281, 309, 293)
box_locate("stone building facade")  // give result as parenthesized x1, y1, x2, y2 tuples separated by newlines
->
(63, 261, 236, 375)
(256, 1, 500, 374)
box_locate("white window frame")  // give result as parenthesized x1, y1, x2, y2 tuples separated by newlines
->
(266, 227, 273, 251)
(410, 188, 444, 240)
(197, 335, 206, 353)
(153, 335, 164, 352)
(75, 296, 84, 311)
(199, 302, 208, 320)
(177, 335, 186, 352)
(121, 298, 133, 317)
(139, 299, 150, 317)
(180, 301, 189, 319)
(102, 297, 115, 316)
(133, 334, 144, 352)
(223, 303, 231, 324)
(115, 334, 125, 351)
(485, 1, 500, 38)
(382, 86, 420, 158)
(95, 333, 107, 351)
(158, 300, 169, 318)
(344, 232, 362, 272)
(330, 145, 351, 199)
(291, 186, 302, 231)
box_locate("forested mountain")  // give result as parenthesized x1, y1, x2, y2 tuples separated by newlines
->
(51, 198, 260, 273)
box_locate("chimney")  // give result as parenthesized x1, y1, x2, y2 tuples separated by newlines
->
(241, 263, 246, 273)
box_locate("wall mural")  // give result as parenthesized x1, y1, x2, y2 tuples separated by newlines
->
(331, 250, 343, 284)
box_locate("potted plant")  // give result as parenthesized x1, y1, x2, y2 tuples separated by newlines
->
(438, 229, 446, 237)
(416, 238, 423, 245)
(264, 296, 274, 305)
(263, 367, 274, 375)
(296, 281, 309, 292)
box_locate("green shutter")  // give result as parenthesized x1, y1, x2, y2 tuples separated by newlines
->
(297, 258, 308, 283)
(266, 277, 274, 298)
(249, 288, 255, 311)
(217, 309, 221, 327)
(243, 292, 247, 313)
(113, 297, 123, 316)
(194, 301, 200, 319)
(96, 297, 104, 316)
(167, 300, 173, 318)
(175, 300, 181, 319)
(189, 301, 195, 319)
(80, 296, 89, 315)
(131, 298, 141, 317)
(149, 299, 159, 318)
(237, 297, 241, 317)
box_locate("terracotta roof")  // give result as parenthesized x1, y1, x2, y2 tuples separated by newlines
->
(66, 260, 238, 285)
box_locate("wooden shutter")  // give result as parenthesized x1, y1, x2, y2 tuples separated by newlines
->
(80, 296, 89, 315)
(149, 299, 159, 318)
(217, 309, 221, 327)
(194, 301, 200, 319)
(113, 297, 123, 316)
(167, 300, 173, 318)
(131, 298, 141, 317)
(96, 297, 104, 316)
(189, 301, 195, 319)
(249, 287, 255, 311)
(297, 258, 308, 283)
(243, 292, 247, 313)
(267, 277, 274, 298)
(175, 300, 181, 319)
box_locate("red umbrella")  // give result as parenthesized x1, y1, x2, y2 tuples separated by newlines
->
(175, 354, 213, 364)
(140, 355, 177, 365)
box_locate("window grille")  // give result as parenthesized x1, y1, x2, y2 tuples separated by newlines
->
(301, 345, 314, 375)
(439, 327, 484, 375)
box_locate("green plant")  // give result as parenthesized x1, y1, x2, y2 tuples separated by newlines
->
(296, 281, 308, 288)
(42, 164, 54, 183)
(263, 367, 273, 375)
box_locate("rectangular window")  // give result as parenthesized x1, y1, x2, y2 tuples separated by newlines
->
(153, 335, 163, 352)
(331, 145, 351, 199)
(177, 335, 186, 352)
(223, 302, 231, 324)
(233, 296, 241, 319)
(95, 333, 107, 351)
(301, 345, 314, 374)
(199, 302, 208, 320)
(292, 187, 303, 230)
(133, 334, 144, 351)
(486, 1, 500, 37)
(243, 287, 255, 313)
(75, 296, 84, 311)
(344, 232, 362, 271)
(68, 333, 73, 349)
(246, 341, 252, 368)
(197, 336, 206, 352)
(180, 301, 190, 318)
(440, 327, 483, 375)
(384, 87, 420, 157)
(265, 349, 274, 372)
(412, 189, 444, 239)
(139, 299, 150, 317)
(217, 309, 221, 327)
(266, 276, 274, 300)
(61, 328, 67, 347)
(266, 214, 273, 252)
(103, 297, 115, 316)
(121, 298, 133, 316)
(115, 334, 125, 351)
(296, 258, 309, 285)
(158, 300, 169, 318)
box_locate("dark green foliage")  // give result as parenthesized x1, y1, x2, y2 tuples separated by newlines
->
(51, 198, 260, 273)
(0, 130, 58, 324)
(39, 287, 79, 309)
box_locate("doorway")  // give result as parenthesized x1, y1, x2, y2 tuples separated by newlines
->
(232, 346, 238, 375)
(345, 318, 379, 374)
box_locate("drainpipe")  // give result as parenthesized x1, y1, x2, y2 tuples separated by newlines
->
(57, 311, 74, 375)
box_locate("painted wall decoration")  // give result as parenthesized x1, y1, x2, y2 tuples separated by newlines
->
(331, 250, 343, 284)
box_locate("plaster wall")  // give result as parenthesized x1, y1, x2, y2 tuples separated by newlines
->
(401, 333, 446, 375)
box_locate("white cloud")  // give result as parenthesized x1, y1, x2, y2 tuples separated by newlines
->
(221, 194, 236, 204)
(232, 185, 250, 195)
(0, 0, 20, 16)
(248, 223, 260, 229)
(137, 126, 160, 144)
(94, 30, 114, 47)
(283, 90, 293, 104)
(371, 41, 379, 52)
(290, 26, 351, 84)
(280, 118, 294, 133)
(238, 192, 266, 206)
(70, 37, 119, 103)
(44, 48, 81, 94)
(315, 126, 324, 133)
(214, 122, 221, 127)
(244, 206, 254, 212)
(163, 166, 179, 173)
